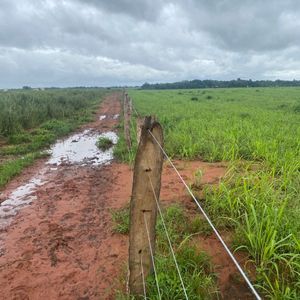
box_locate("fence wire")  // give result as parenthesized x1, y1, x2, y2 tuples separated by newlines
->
(147, 129, 261, 300)
(148, 175, 189, 300)
(140, 252, 147, 299)
(143, 212, 162, 300)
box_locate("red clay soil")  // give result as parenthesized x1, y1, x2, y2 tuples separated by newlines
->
(0, 92, 253, 299)
(193, 234, 254, 300)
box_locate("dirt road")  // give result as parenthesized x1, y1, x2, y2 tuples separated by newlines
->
(0, 93, 131, 299)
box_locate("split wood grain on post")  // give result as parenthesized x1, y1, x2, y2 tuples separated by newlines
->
(128, 116, 164, 297)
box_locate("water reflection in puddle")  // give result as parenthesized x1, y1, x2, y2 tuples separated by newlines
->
(99, 114, 119, 120)
(47, 130, 118, 166)
(0, 129, 118, 230)
(0, 173, 46, 230)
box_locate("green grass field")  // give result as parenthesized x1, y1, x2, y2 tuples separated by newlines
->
(0, 88, 106, 187)
(125, 87, 300, 299)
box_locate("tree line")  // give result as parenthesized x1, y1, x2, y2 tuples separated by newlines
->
(141, 79, 300, 89)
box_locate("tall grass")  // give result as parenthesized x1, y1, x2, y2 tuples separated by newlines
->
(0, 88, 105, 136)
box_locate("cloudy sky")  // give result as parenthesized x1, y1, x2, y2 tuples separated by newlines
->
(1, 0, 300, 88)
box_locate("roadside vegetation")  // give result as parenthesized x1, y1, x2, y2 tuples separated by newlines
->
(114, 204, 219, 299)
(123, 87, 300, 299)
(0, 88, 106, 188)
(114, 114, 138, 164)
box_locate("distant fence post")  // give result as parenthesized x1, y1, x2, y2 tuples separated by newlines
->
(124, 93, 132, 150)
(128, 116, 164, 297)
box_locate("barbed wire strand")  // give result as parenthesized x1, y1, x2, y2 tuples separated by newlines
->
(143, 212, 162, 300)
(148, 129, 261, 300)
(148, 175, 189, 300)
(140, 252, 147, 300)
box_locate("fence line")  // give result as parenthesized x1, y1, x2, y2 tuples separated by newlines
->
(123, 93, 132, 150)
(148, 175, 189, 300)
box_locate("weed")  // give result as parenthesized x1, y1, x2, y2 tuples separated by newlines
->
(111, 206, 130, 234)
(192, 169, 203, 190)
(96, 137, 114, 151)
(187, 216, 213, 236)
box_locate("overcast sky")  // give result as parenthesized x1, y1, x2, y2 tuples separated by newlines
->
(1, 0, 300, 88)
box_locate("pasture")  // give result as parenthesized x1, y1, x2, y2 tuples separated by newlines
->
(126, 87, 300, 299)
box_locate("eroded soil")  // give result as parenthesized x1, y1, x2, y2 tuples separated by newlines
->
(0, 92, 253, 299)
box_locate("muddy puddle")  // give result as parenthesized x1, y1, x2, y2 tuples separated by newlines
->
(0, 129, 118, 230)
(47, 129, 118, 166)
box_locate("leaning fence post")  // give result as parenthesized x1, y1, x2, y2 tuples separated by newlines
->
(128, 116, 164, 297)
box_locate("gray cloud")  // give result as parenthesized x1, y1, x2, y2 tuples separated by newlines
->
(0, 0, 300, 88)
(75, 0, 166, 21)
(183, 0, 300, 51)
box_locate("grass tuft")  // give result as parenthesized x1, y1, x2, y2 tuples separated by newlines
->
(96, 137, 114, 151)
(111, 206, 130, 234)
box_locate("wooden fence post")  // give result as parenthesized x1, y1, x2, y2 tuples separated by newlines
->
(124, 93, 132, 150)
(136, 117, 143, 145)
(129, 116, 164, 297)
